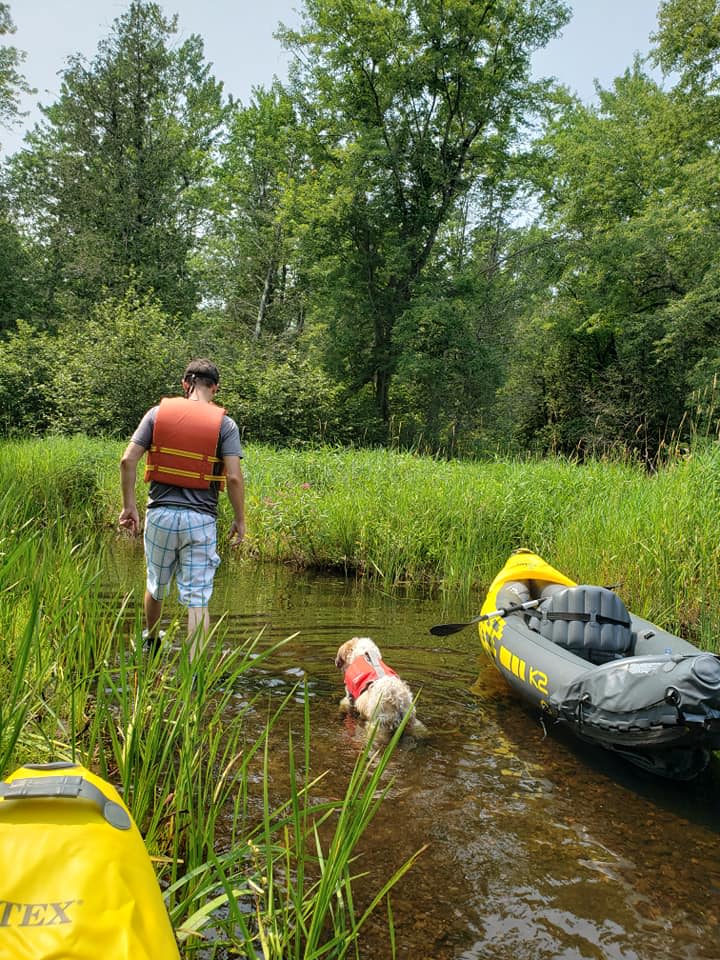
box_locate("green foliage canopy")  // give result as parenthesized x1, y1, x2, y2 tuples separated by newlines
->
(7, 1, 226, 320)
(199, 83, 308, 338)
(279, 0, 570, 426)
(0, 3, 33, 139)
(2, 0, 720, 459)
(503, 12, 720, 457)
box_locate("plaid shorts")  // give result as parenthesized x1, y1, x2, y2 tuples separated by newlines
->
(144, 507, 220, 608)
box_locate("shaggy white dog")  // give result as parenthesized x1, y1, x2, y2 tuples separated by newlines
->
(334, 636, 425, 738)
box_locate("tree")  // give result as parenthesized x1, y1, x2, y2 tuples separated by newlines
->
(279, 0, 569, 427)
(501, 56, 720, 457)
(199, 83, 308, 338)
(389, 178, 528, 454)
(0, 5, 37, 329)
(652, 0, 720, 91)
(649, 0, 720, 411)
(0, 319, 57, 435)
(0, 3, 33, 142)
(0, 210, 38, 330)
(7, 1, 226, 320)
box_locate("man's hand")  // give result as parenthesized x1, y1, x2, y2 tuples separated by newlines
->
(119, 507, 140, 536)
(229, 519, 245, 547)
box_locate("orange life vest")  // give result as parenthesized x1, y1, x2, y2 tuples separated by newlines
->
(343, 655, 399, 701)
(144, 397, 226, 490)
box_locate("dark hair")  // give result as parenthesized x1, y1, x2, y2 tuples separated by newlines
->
(183, 358, 220, 388)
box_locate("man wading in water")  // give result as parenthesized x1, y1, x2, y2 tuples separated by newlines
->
(119, 359, 245, 659)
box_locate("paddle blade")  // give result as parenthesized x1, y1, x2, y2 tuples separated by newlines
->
(429, 619, 479, 637)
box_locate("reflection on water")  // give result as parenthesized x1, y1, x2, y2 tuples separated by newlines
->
(110, 546, 720, 960)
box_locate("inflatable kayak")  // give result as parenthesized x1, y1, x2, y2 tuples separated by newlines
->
(476, 550, 720, 779)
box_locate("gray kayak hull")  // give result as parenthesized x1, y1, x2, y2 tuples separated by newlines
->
(478, 555, 720, 779)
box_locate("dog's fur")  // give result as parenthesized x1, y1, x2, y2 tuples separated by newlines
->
(335, 636, 425, 738)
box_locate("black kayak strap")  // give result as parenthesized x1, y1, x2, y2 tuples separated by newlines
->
(528, 609, 630, 627)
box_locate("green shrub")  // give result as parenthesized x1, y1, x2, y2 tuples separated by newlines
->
(0, 320, 59, 435)
(49, 287, 189, 437)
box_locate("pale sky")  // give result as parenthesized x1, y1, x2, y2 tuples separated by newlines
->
(2, 0, 663, 157)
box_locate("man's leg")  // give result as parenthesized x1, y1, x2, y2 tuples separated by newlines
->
(187, 606, 210, 661)
(143, 507, 180, 645)
(177, 511, 220, 663)
(144, 590, 164, 638)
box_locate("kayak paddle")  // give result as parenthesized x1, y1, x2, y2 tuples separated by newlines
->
(429, 598, 542, 637)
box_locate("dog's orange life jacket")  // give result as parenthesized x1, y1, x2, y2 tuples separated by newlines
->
(144, 397, 226, 490)
(343, 655, 399, 700)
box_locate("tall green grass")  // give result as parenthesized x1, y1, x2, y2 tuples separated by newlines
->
(3, 435, 720, 641)
(251, 447, 715, 638)
(242, 444, 720, 641)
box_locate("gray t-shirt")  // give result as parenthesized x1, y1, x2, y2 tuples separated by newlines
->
(132, 404, 243, 518)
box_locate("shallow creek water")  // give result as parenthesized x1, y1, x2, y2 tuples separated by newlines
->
(112, 549, 720, 960)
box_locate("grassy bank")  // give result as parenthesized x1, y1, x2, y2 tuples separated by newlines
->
(3, 435, 719, 641)
(228, 443, 720, 645)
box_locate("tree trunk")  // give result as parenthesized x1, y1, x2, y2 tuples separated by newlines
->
(255, 258, 275, 339)
(374, 366, 391, 425)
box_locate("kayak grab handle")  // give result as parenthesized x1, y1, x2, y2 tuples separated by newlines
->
(0, 775, 131, 830)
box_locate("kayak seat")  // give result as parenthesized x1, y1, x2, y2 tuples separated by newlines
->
(496, 580, 531, 609)
(529, 584, 633, 665)
(496, 580, 567, 610)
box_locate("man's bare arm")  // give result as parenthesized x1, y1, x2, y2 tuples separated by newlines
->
(224, 455, 245, 546)
(119, 441, 146, 536)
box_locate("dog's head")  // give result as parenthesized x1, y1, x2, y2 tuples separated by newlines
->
(335, 636, 382, 671)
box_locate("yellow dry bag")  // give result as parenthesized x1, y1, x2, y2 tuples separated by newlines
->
(0, 762, 180, 960)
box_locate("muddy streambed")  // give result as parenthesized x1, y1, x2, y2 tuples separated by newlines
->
(111, 551, 720, 960)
